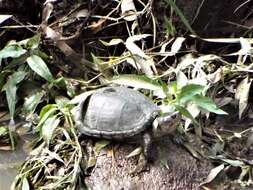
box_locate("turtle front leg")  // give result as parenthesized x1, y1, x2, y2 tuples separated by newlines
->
(130, 132, 152, 174)
(143, 132, 152, 160)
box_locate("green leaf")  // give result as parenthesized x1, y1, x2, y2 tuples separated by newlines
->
(0, 45, 27, 59)
(18, 34, 40, 50)
(4, 54, 28, 70)
(26, 55, 54, 82)
(112, 74, 162, 90)
(2, 71, 27, 119)
(191, 95, 228, 115)
(55, 96, 69, 109)
(37, 104, 58, 128)
(0, 126, 8, 136)
(164, 0, 196, 35)
(41, 115, 60, 145)
(176, 70, 188, 89)
(23, 91, 45, 114)
(177, 84, 204, 104)
(27, 35, 40, 49)
(174, 105, 200, 127)
(21, 177, 30, 190)
(39, 104, 58, 119)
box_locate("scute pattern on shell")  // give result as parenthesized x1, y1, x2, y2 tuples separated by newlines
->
(75, 87, 160, 139)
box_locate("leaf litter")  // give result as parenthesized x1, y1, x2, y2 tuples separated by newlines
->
(0, 0, 252, 189)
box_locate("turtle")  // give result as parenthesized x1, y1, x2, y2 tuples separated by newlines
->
(73, 86, 180, 172)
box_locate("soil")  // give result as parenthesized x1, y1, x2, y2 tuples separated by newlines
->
(86, 138, 212, 190)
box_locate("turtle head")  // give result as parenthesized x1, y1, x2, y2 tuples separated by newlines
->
(152, 111, 181, 137)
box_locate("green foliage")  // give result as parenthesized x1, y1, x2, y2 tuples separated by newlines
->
(0, 126, 8, 136)
(0, 35, 57, 120)
(112, 74, 162, 90)
(190, 95, 227, 115)
(177, 84, 204, 104)
(175, 84, 227, 115)
(41, 115, 60, 145)
(2, 71, 27, 119)
(22, 91, 45, 114)
(0, 44, 27, 60)
(37, 97, 73, 145)
(164, 17, 176, 37)
(26, 55, 54, 82)
(164, 0, 195, 35)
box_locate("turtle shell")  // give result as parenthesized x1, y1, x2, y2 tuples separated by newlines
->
(75, 87, 160, 139)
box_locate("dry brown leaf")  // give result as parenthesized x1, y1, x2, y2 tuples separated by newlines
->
(235, 76, 252, 119)
(121, 0, 137, 21)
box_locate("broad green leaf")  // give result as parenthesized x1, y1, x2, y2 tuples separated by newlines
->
(201, 164, 224, 185)
(23, 91, 45, 114)
(191, 95, 227, 115)
(174, 105, 200, 128)
(26, 55, 53, 82)
(2, 71, 27, 119)
(21, 177, 30, 190)
(0, 45, 27, 59)
(41, 115, 60, 145)
(39, 104, 58, 119)
(5, 54, 28, 70)
(37, 104, 58, 128)
(53, 76, 66, 87)
(112, 74, 162, 90)
(184, 102, 201, 131)
(177, 84, 204, 104)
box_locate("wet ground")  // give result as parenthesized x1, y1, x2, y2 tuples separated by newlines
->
(0, 138, 28, 190)
(86, 138, 213, 190)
